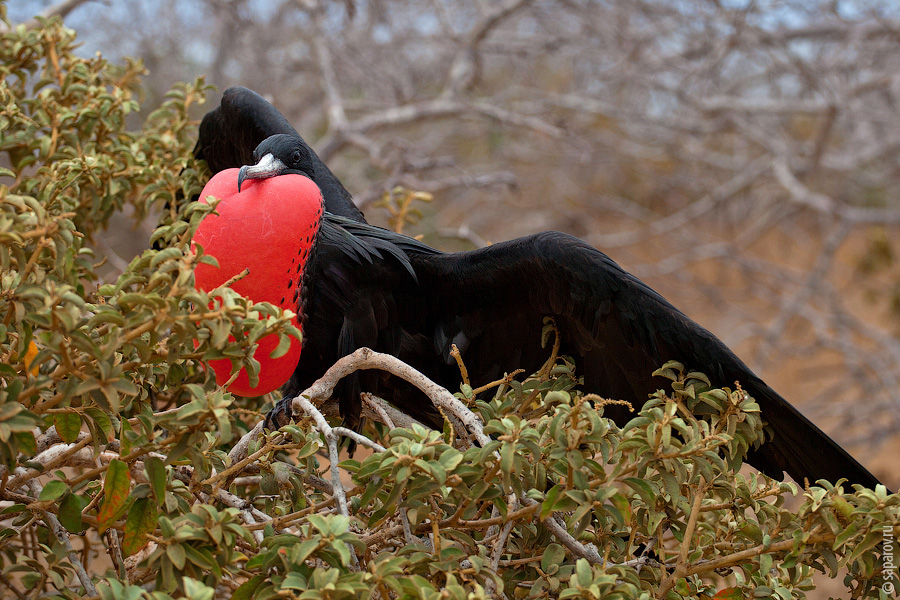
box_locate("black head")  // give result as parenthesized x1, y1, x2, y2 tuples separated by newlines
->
(238, 134, 316, 191)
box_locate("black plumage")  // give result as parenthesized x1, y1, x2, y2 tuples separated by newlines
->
(195, 88, 364, 222)
(194, 86, 884, 490)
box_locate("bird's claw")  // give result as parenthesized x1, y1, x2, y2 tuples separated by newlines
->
(263, 396, 294, 430)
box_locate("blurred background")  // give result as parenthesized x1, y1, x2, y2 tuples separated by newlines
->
(9, 0, 900, 495)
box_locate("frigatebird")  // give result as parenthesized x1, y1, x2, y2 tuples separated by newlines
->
(192, 86, 884, 490)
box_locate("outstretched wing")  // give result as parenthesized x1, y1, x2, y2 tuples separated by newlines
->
(402, 231, 882, 489)
(195, 87, 365, 222)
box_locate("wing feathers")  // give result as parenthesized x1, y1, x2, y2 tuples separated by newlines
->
(404, 230, 881, 488)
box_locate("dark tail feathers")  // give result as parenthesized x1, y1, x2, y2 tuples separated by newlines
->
(745, 380, 886, 492)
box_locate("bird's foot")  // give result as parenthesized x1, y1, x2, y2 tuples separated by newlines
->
(264, 395, 294, 430)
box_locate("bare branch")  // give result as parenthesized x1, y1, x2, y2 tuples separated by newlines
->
(520, 497, 605, 565)
(24, 478, 98, 596)
(443, 0, 535, 95)
(307, 0, 349, 130)
(0, 0, 95, 33)
(290, 347, 491, 447)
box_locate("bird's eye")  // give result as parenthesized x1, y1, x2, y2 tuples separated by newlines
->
(292, 150, 302, 163)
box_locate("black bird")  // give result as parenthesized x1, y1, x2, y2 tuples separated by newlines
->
(195, 86, 884, 490)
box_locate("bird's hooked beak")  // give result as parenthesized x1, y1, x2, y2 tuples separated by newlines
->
(237, 153, 287, 192)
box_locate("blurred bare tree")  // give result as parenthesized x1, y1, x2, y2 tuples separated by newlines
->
(19, 0, 900, 477)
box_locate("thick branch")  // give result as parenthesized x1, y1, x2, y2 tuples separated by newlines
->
(290, 347, 490, 447)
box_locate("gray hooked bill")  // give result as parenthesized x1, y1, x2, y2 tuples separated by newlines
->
(237, 153, 287, 192)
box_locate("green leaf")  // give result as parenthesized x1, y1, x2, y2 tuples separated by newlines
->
(846, 527, 884, 564)
(150, 247, 183, 269)
(0, 504, 29, 516)
(233, 574, 265, 600)
(184, 544, 218, 572)
(182, 578, 215, 600)
(55, 411, 82, 444)
(759, 552, 772, 575)
(574, 558, 592, 587)
(541, 543, 566, 575)
(269, 332, 292, 359)
(58, 493, 87, 533)
(13, 431, 37, 456)
(286, 538, 319, 564)
(0, 364, 17, 378)
(85, 407, 115, 443)
(282, 572, 308, 590)
(122, 498, 157, 556)
(97, 459, 131, 533)
(39, 480, 68, 502)
(542, 485, 562, 519)
(832, 521, 860, 550)
(167, 543, 187, 570)
(144, 455, 167, 503)
(623, 477, 657, 503)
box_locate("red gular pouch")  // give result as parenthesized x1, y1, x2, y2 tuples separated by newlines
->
(192, 168, 323, 396)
